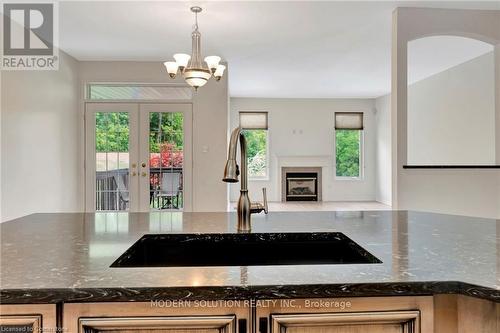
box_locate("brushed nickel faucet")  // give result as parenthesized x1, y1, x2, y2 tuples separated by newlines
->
(223, 127, 268, 232)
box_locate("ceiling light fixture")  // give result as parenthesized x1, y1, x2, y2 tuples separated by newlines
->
(164, 6, 225, 90)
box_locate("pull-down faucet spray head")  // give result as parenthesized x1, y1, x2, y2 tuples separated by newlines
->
(222, 127, 243, 183)
(223, 159, 239, 183)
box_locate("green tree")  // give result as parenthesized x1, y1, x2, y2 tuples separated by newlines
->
(95, 112, 129, 152)
(243, 129, 267, 177)
(95, 112, 184, 153)
(336, 130, 360, 177)
(149, 112, 183, 152)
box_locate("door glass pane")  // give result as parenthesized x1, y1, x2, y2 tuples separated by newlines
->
(149, 112, 184, 210)
(95, 112, 130, 211)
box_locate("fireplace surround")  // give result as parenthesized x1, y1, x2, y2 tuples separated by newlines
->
(281, 167, 322, 202)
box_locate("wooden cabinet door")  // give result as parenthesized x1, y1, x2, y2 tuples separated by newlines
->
(256, 297, 433, 333)
(64, 302, 250, 333)
(79, 315, 236, 333)
(0, 304, 57, 333)
(270, 311, 420, 333)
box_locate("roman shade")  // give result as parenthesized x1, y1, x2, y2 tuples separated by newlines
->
(335, 112, 364, 130)
(239, 112, 268, 130)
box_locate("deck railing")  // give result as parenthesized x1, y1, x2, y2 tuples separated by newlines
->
(95, 168, 183, 211)
(95, 169, 129, 211)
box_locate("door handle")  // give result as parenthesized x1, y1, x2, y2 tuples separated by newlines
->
(141, 162, 147, 168)
(259, 317, 268, 333)
(131, 171, 137, 176)
(141, 172, 147, 177)
(238, 319, 247, 333)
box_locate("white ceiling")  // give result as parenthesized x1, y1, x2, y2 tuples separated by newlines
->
(59, 1, 500, 98)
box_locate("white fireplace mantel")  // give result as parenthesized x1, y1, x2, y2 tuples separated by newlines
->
(275, 155, 331, 202)
(276, 155, 332, 168)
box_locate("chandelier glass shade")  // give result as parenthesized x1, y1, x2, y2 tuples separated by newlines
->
(164, 7, 225, 90)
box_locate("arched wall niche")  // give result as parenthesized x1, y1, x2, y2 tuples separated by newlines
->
(406, 31, 499, 46)
(406, 35, 495, 165)
(395, 7, 500, 45)
(390, 7, 500, 218)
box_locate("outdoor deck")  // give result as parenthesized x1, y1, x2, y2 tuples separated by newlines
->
(96, 168, 183, 211)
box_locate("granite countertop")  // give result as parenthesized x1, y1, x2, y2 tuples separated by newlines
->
(0, 210, 499, 304)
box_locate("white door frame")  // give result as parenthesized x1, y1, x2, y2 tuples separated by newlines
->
(84, 102, 193, 212)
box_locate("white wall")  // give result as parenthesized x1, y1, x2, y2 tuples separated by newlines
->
(375, 52, 495, 207)
(1, 59, 229, 221)
(374, 94, 392, 206)
(229, 98, 376, 202)
(1, 51, 83, 221)
(0, 69, 3, 220)
(391, 8, 500, 219)
(407, 52, 495, 165)
(79, 61, 229, 212)
(191, 71, 230, 212)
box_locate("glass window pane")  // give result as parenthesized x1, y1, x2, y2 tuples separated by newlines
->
(172, 113, 184, 131)
(336, 130, 361, 177)
(89, 85, 192, 100)
(243, 129, 268, 178)
(165, 132, 183, 151)
(95, 112, 130, 211)
(149, 112, 184, 210)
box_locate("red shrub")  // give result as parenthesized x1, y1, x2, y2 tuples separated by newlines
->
(149, 143, 183, 188)
(149, 143, 183, 168)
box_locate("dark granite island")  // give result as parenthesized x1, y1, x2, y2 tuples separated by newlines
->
(0, 210, 499, 332)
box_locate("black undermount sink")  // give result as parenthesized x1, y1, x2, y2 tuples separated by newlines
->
(111, 232, 381, 268)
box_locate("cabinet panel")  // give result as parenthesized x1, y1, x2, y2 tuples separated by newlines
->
(0, 304, 57, 333)
(64, 302, 249, 333)
(271, 311, 419, 333)
(80, 315, 235, 333)
(434, 295, 500, 333)
(98, 330, 214, 333)
(0, 315, 41, 333)
(256, 297, 433, 333)
(285, 325, 402, 333)
(104, 331, 215, 333)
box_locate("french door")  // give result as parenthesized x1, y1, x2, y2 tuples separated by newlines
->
(85, 103, 192, 212)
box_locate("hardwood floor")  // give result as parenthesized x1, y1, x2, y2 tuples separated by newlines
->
(230, 201, 391, 212)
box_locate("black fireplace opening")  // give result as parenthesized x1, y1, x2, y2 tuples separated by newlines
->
(285, 172, 318, 201)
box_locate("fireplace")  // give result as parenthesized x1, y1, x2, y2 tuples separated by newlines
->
(286, 173, 318, 201)
(281, 167, 322, 202)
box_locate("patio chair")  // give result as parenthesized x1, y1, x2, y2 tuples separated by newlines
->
(114, 173, 130, 210)
(158, 172, 182, 209)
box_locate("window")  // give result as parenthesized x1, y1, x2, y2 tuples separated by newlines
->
(87, 84, 192, 100)
(335, 112, 363, 179)
(239, 112, 268, 179)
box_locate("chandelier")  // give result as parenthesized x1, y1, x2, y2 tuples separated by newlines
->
(164, 6, 225, 90)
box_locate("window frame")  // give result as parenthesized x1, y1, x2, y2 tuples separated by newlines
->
(85, 83, 193, 102)
(238, 111, 269, 181)
(334, 126, 365, 181)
